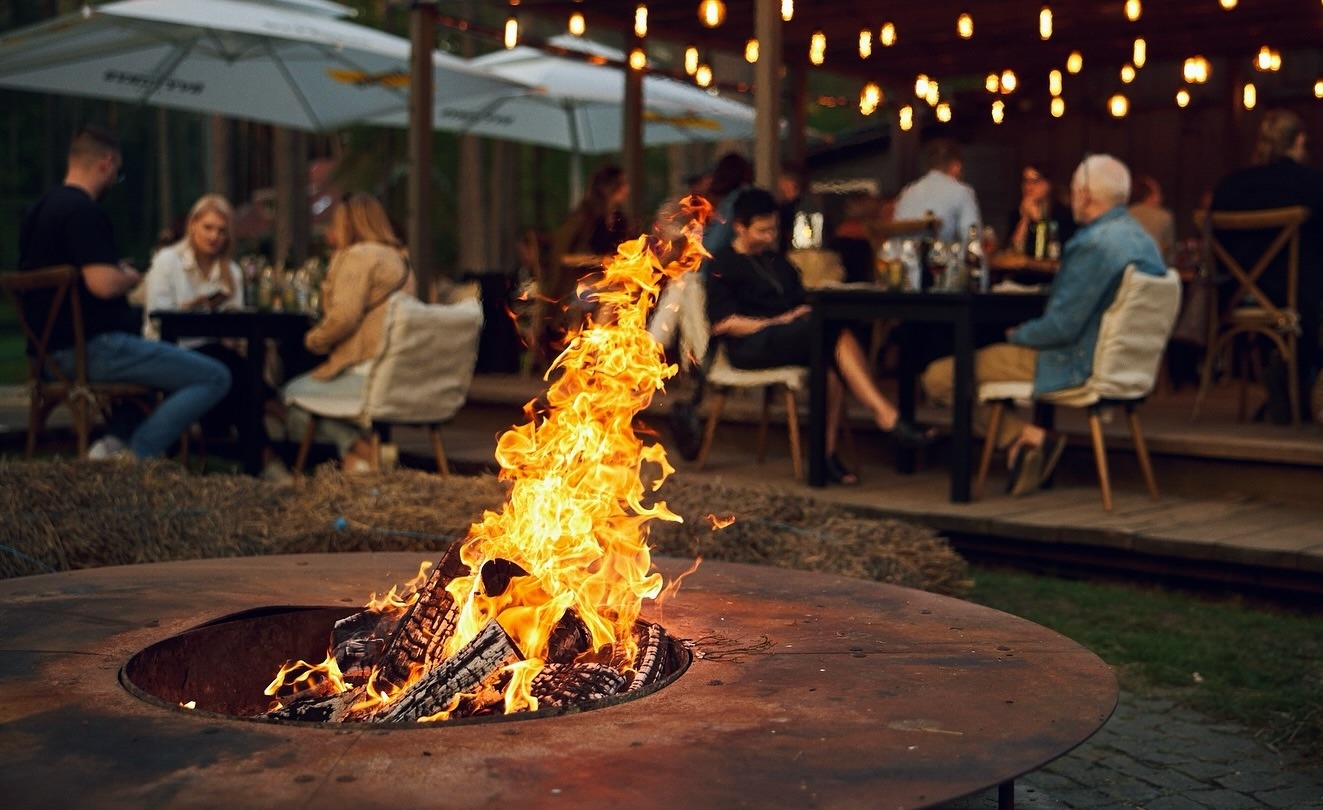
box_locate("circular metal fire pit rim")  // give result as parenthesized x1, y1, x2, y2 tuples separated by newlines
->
(117, 603, 693, 729)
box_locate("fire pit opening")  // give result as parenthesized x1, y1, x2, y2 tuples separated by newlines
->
(122, 601, 689, 725)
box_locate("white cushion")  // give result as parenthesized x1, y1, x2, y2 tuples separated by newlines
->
(1084, 266, 1181, 401)
(977, 380, 1032, 403)
(361, 293, 484, 424)
(707, 345, 808, 391)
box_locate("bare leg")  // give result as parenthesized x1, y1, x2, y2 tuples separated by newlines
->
(825, 371, 845, 457)
(832, 330, 901, 431)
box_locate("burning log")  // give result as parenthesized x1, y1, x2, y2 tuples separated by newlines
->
(479, 558, 528, 596)
(330, 610, 395, 685)
(626, 622, 670, 692)
(546, 610, 592, 664)
(529, 663, 627, 708)
(371, 544, 470, 692)
(266, 684, 367, 723)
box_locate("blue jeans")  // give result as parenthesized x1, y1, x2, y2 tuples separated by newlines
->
(53, 331, 232, 458)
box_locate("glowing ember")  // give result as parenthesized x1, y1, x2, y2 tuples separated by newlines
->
(268, 199, 710, 720)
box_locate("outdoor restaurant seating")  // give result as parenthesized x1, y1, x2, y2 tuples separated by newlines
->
(1191, 206, 1310, 427)
(974, 265, 1182, 511)
(290, 286, 483, 475)
(2, 265, 160, 458)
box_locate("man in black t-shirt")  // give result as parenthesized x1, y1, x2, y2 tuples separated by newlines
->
(18, 125, 231, 460)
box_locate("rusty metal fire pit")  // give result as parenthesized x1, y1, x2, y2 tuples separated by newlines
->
(0, 553, 1116, 808)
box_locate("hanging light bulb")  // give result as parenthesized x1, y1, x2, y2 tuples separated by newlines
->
(809, 31, 826, 65)
(915, 74, 930, 98)
(684, 46, 699, 76)
(859, 29, 873, 58)
(925, 81, 940, 106)
(503, 15, 518, 49)
(898, 104, 914, 131)
(1220, 0, 1237, 8)
(568, 12, 585, 36)
(1001, 69, 1018, 93)
(986, 73, 1000, 93)
(880, 22, 897, 47)
(1039, 6, 1053, 40)
(1315, 78, 1323, 99)
(695, 64, 713, 87)
(1124, 0, 1141, 21)
(629, 47, 647, 71)
(860, 82, 882, 115)
(1051, 96, 1066, 117)
(1242, 81, 1256, 109)
(1176, 87, 1191, 107)
(1109, 93, 1129, 117)
(781, 0, 794, 22)
(634, 4, 647, 37)
(1133, 38, 1146, 68)
(1121, 64, 1136, 83)
(698, 0, 725, 28)
(1183, 56, 1210, 84)
(1049, 69, 1063, 96)
(744, 38, 759, 63)
(936, 102, 952, 123)
(1067, 50, 1083, 74)
(957, 13, 974, 39)
(1256, 46, 1273, 71)
(991, 99, 1005, 124)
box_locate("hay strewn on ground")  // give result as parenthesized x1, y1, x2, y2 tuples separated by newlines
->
(0, 459, 969, 596)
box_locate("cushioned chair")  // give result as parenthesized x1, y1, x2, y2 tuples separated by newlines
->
(1191, 206, 1310, 426)
(973, 266, 1182, 511)
(290, 289, 483, 474)
(2, 265, 158, 458)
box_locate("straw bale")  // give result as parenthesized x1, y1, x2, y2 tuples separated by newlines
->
(0, 459, 967, 596)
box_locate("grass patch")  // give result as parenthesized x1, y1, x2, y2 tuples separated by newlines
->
(969, 565, 1323, 756)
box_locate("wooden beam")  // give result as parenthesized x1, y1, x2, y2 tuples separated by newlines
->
(752, 0, 780, 188)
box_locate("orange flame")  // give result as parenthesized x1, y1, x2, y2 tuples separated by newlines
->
(706, 513, 736, 530)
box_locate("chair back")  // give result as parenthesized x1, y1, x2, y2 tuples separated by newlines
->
(1195, 206, 1308, 331)
(875, 215, 942, 240)
(361, 292, 484, 424)
(1087, 266, 1182, 401)
(1, 265, 85, 390)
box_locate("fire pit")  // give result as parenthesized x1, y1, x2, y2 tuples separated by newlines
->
(0, 553, 1116, 808)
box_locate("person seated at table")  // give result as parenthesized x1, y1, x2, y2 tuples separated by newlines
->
(830, 192, 884, 285)
(706, 188, 934, 485)
(1128, 174, 1176, 265)
(283, 192, 416, 473)
(922, 154, 1166, 496)
(140, 193, 290, 480)
(894, 138, 981, 246)
(18, 124, 231, 461)
(1005, 161, 1076, 256)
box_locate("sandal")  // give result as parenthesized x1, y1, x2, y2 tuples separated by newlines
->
(825, 453, 859, 486)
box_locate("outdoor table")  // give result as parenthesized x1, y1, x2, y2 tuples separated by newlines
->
(155, 309, 312, 475)
(808, 286, 1048, 501)
(989, 251, 1060, 277)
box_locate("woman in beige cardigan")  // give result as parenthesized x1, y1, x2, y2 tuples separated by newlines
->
(284, 193, 416, 472)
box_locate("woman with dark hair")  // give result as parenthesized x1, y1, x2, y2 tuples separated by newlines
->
(701, 152, 754, 264)
(1006, 161, 1076, 256)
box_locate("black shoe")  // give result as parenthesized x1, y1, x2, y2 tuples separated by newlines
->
(1008, 445, 1044, 496)
(825, 453, 859, 486)
(1037, 432, 1068, 488)
(885, 419, 937, 448)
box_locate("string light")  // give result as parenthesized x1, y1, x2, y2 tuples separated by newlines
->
(503, 15, 518, 49)
(782, 0, 793, 22)
(880, 22, 896, 47)
(695, 64, 713, 87)
(698, 0, 725, 28)
(1067, 51, 1083, 74)
(634, 4, 647, 37)
(915, 74, 930, 98)
(1183, 56, 1210, 84)
(1049, 69, 1062, 96)
(860, 82, 882, 115)
(1124, 0, 1141, 21)
(568, 11, 585, 36)
(859, 29, 872, 58)
(629, 47, 647, 71)
(925, 81, 940, 106)
(1255, 46, 1281, 72)
(898, 104, 913, 131)
(936, 102, 952, 123)
(1109, 93, 1129, 117)
(1220, 0, 1237, 7)
(1242, 81, 1256, 109)
(744, 38, 759, 63)
(1176, 88, 1191, 107)
(1133, 38, 1146, 68)
(1315, 78, 1323, 99)
(957, 13, 974, 39)
(809, 31, 826, 65)
(1000, 69, 1018, 93)
(1051, 96, 1065, 117)
(684, 46, 699, 76)
(1039, 6, 1053, 40)
(991, 99, 1005, 124)
(986, 73, 1000, 93)
(1121, 64, 1136, 83)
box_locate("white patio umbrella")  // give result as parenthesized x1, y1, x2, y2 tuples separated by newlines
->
(0, 0, 523, 132)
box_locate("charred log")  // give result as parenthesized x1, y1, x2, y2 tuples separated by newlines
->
(372, 544, 470, 691)
(626, 622, 669, 692)
(479, 558, 528, 597)
(530, 663, 627, 708)
(267, 684, 367, 723)
(545, 609, 592, 664)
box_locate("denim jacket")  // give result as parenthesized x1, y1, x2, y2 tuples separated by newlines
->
(1009, 206, 1166, 395)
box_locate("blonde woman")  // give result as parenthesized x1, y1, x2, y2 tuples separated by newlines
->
(284, 192, 416, 472)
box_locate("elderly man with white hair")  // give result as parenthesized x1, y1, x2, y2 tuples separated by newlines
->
(921, 153, 1167, 496)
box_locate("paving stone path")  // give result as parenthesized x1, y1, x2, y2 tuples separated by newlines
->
(939, 691, 1323, 809)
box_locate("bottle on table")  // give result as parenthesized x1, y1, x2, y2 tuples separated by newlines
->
(1032, 220, 1049, 260)
(1046, 221, 1061, 261)
(964, 223, 987, 292)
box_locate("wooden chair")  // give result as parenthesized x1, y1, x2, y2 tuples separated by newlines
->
(1191, 206, 1310, 426)
(1, 265, 156, 458)
(973, 267, 1182, 511)
(290, 288, 483, 475)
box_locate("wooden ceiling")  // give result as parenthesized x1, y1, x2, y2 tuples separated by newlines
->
(507, 1, 1323, 92)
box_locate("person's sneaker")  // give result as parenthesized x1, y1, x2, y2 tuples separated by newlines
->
(260, 458, 294, 484)
(88, 435, 129, 460)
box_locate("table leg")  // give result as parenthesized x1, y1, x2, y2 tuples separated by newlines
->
(241, 335, 268, 477)
(896, 324, 917, 475)
(950, 315, 974, 502)
(808, 308, 828, 487)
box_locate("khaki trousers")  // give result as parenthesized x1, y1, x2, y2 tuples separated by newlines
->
(921, 343, 1039, 450)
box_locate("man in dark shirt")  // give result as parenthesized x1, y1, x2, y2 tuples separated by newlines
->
(19, 125, 230, 460)
(1211, 109, 1323, 421)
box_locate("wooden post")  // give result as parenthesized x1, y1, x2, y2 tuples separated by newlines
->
(455, 0, 485, 278)
(408, 1, 437, 293)
(209, 115, 231, 201)
(622, 30, 645, 225)
(752, 0, 781, 188)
